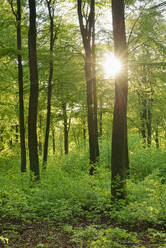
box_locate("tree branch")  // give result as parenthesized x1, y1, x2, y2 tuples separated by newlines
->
(9, 0, 18, 19)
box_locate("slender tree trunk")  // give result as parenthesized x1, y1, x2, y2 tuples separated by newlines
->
(146, 108, 152, 147)
(111, 0, 128, 201)
(0, 134, 4, 151)
(15, 124, 19, 143)
(43, 58, 53, 167)
(99, 96, 103, 137)
(38, 115, 42, 156)
(43, 1, 56, 169)
(72, 129, 79, 147)
(28, 0, 39, 180)
(85, 50, 97, 173)
(92, 9, 99, 158)
(10, 0, 27, 172)
(155, 122, 159, 149)
(62, 103, 68, 155)
(52, 128, 55, 154)
(17, 0, 27, 172)
(77, 0, 99, 174)
(140, 100, 147, 147)
(10, 138, 13, 148)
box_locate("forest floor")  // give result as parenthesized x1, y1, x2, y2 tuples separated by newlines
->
(1, 217, 166, 248)
(1, 218, 72, 248)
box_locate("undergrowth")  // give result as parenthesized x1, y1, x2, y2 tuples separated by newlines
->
(0, 136, 166, 247)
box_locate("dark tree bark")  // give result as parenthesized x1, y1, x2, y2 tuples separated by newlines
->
(92, 12, 99, 158)
(140, 99, 147, 147)
(86, 49, 97, 174)
(146, 108, 152, 147)
(77, 0, 99, 174)
(38, 115, 42, 156)
(139, 84, 153, 148)
(99, 96, 103, 137)
(146, 94, 153, 148)
(10, 138, 13, 148)
(52, 128, 55, 154)
(43, 0, 57, 169)
(9, 0, 27, 172)
(62, 103, 68, 155)
(155, 122, 159, 149)
(15, 124, 19, 143)
(28, 0, 40, 180)
(111, 0, 128, 201)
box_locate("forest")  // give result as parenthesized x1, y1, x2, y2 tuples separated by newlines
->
(0, 0, 166, 247)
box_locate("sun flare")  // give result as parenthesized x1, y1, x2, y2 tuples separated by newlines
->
(103, 54, 122, 79)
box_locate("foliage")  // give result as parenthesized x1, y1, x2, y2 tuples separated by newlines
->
(0, 0, 166, 247)
(0, 138, 166, 246)
(0, 139, 166, 224)
(89, 227, 139, 248)
(63, 224, 139, 247)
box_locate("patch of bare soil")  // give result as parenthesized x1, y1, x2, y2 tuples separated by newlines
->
(0, 219, 76, 248)
(0, 218, 165, 248)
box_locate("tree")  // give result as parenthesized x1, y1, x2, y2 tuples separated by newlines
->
(43, 0, 58, 169)
(62, 102, 70, 154)
(77, 0, 99, 174)
(111, 0, 129, 201)
(28, 0, 40, 180)
(9, 0, 27, 172)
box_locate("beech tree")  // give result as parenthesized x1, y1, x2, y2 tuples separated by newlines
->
(9, 0, 27, 172)
(111, 0, 129, 201)
(43, 0, 58, 169)
(77, 0, 99, 174)
(28, 0, 40, 180)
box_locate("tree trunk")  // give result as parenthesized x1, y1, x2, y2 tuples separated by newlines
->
(38, 115, 42, 156)
(17, 0, 27, 172)
(85, 49, 97, 174)
(92, 10, 99, 158)
(15, 124, 19, 143)
(146, 108, 152, 147)
(10, 138, 13, 148)
(10, 0, 27, 172)
(62, 103, 68, 155)
(111, 0, 128, 202)
(140, 99, 147, 147)
(155, 122, 159, 149)
(28, 0, 39, 180)
(77, 0, 99, 175)
(52, 128, 55, 154)
(99, 96, 103, 137)
(43, 1, 56, 169)
(42, 58, 53, 167)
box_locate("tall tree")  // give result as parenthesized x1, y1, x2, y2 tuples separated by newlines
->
(62, 102, 69, 155)
(91, 10, 99, 160)
(28, 0, 40, 179)
(43, 0, 58, 169)
(111, 0, 129, 201)
(9, 0, 27, 172)
(77, 0, 99, 174)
